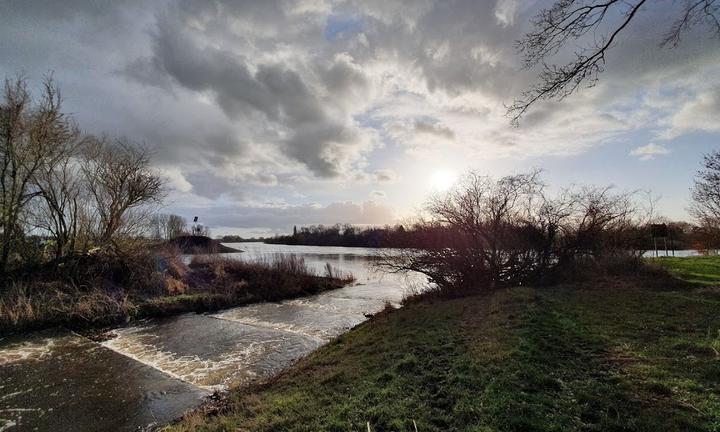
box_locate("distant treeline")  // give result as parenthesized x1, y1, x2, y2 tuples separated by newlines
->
(262, 221, 718, 251)
(264, 224, 430, 248)
(218, 235, 267, 243)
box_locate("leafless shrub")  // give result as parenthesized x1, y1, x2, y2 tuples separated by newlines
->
(377, 170, 649, 294)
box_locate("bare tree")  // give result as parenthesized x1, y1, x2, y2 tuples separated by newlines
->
(377, 171, 545, 291)
(690, 149, 720, 227)
(509, 0, 720, 125)
(150, 213, 187, 240)
(149, 213, 169, 240)
(167, 214, 187, 239)
(559, 186, 639, 259)
(0, 76, 79, 269)
(29, 138, 88, 259)
(82, 137, 164, 249)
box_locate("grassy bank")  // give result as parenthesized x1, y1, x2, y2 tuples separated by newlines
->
(648, 255, 720, 285)
(0, 254, 353, 336)
(169, 271, 720, 431)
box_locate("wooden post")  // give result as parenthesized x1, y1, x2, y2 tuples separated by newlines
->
(654, 236, 658, 257)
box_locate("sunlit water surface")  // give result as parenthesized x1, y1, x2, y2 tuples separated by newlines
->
(0, 243, 425, 431)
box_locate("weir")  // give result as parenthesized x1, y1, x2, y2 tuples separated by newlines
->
(0, 243, 423, 431)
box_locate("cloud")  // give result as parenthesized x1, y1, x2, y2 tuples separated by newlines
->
(157, 166, 193, 193)
(134, 6, 375, 178)
(630, 143, 671, 161)
(660, 86, 720, 139)
(494, 0, 518, 27)
(2, 0, 720, 231)
(371, 190, 387, 197)
(373, 169, 398, 183)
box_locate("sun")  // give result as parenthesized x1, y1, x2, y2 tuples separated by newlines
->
(429, 170, 457, 192)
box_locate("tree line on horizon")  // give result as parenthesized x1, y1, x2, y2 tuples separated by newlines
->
(263, 219, 720, 252)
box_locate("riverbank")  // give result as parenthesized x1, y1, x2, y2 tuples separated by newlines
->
(163, 235, 242, 254)
(0, 253, 353, 336)
(648, 255, 720, 285)
(167, 265, 720, 431)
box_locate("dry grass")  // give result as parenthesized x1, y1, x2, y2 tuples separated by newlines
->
(189, 254, 354, 302)
(0, 252, 354, 335)
(0, 280, 136, 333)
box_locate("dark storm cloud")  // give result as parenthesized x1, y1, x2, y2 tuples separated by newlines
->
(129, 1, 373, 178)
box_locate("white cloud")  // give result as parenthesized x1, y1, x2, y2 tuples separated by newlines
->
(157, 166, 193, 193)
(494, 0, 518, 27)
(630, 143, 671, 161)
(660, 86, 720, 139)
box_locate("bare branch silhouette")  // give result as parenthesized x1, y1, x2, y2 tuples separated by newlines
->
(509, 0, 720, 126)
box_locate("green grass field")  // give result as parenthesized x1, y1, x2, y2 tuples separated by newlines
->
(168, 271, 720, 432)
(648, 255, 720, 285)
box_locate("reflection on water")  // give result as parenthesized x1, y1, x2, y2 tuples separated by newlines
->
(641, 249, 707, 258)
(0, 243, 427, 431)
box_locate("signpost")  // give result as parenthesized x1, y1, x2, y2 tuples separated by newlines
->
(192, 216, 201, 236)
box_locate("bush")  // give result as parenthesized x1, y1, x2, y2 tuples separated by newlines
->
(377, 171, 652, 295)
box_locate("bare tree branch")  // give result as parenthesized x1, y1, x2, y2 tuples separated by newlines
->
(509, 0, 720, 125)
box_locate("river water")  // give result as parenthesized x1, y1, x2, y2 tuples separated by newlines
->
(0, 243, 424, 431)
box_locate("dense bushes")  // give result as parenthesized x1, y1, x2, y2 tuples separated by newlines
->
(377, 171, 656, 294)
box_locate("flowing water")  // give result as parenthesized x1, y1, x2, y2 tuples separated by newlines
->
(0, 243, 425, 431)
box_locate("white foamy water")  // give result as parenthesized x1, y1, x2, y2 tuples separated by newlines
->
(0, 338, 56, 366)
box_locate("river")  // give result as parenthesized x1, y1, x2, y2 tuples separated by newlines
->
(0, 243, 424, 432)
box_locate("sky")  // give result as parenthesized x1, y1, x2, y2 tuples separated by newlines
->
(2, 0, 719, 236)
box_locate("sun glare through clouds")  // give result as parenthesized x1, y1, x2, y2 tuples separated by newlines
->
(429, 170, 457, 192)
